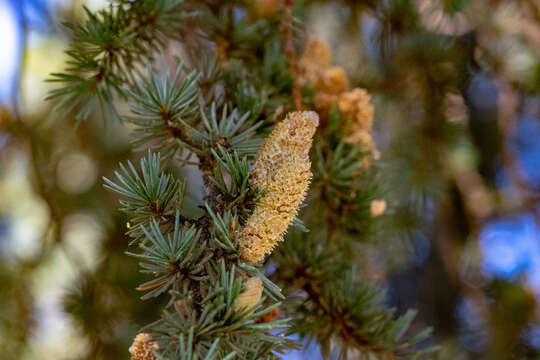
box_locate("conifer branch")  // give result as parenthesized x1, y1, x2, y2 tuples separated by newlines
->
(125, 65, 201, 159)
(52, 1, 439, 358)
(46, 0, 191, 122)
(103, 151, 185, 244)
(128, 213, 208, 300)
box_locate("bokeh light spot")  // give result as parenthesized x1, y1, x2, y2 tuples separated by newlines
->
(56, 152, 97, 194)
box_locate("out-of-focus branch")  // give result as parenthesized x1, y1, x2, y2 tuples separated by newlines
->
(0, 111, 62, 270)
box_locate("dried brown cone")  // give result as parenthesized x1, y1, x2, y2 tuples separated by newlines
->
(338, 89, 374, 129)
(298, 38, 333, 87)
(339, 88, 379, 158)
(314, 92, 340, 112)
(129, 333, 158, 360)
(316, 66, 350, 95)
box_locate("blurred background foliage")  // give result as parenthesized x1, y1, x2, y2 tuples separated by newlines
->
(0, 0, 540, 359)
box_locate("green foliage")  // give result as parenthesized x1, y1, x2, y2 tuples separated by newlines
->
(125, 65, 201, 158)
(205, 205, 241, 256)
(200, 5, 267, 61)
(63, 275, 124, 343)
(315, 141, 367, 205)
(128, 214, 208, 299)
(292, 268, 437, 359)
(275, 229, 436, 359)
(211, 146, 260, 219)
(147, 263, 293, 359)
(103, 151, 185, 243)
(51, 1, 439, 359)
(183, 103, 263, 158)
(313, 140, 378, 234)
(47, 0, 190, 122)
(104, 149, 292, 356)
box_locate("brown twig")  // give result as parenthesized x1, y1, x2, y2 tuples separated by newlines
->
(282, 0, 302, 110)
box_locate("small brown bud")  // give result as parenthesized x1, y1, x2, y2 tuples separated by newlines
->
(256, 306, 280, 323)
(298, 38, 333, 87)
(235, 277, 263, 311)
